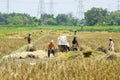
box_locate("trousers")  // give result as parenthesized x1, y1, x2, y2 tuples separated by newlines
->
(48, 49, 55, 57)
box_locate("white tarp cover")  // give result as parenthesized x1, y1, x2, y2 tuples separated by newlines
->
(57, 36, 68, 45)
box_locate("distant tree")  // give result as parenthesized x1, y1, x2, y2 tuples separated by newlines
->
(0, 12, 80, 26)
(0, 13, 8, 25)
(7, 16, 22, 25)
(0, 12, 33, 25)
(108, 11, 120, 25)
(56, 13, 79, 26)
(32, 17, 39, 25)
(56, 14, 69, 25)
(39, 14, 55, 25)
(84, 7, 109, 26)
(70, 18, 79, 26)
(46, 18, 57, 25)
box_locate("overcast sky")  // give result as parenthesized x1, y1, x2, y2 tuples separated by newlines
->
(0, 0, 117, 18)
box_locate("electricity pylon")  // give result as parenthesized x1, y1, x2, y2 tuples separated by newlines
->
(37, 0, 46, 25)
(7, 0, 9, 13)
(49, 0, 54, 14)
(76, 0, 84, 20)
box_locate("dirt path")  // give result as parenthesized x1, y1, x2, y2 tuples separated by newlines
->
(1, 31, 72, 61)
(2, 50, 58, 60)
(11, 50, 47, 58)
(2, 50, 67, 60)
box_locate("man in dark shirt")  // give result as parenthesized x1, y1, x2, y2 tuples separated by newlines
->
(72, 37, 79, 51)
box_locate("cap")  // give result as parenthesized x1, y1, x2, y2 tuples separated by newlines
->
(109, 37, 112, 40)
(109, 37, 112, 39)
(50, 40, 54, 43)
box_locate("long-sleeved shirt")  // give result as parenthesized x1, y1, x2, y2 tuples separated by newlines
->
(48, 43, 55, 50)
(109, 41, 114, 51)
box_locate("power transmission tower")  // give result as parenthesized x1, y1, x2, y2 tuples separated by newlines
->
(76, 0, 84, 20)
(7, 0, 9, 13)
(49, 0, 54, 14)
(37, 0, 45, 17)
(37, 0, 46, 25)
(117, 0, 120, 11)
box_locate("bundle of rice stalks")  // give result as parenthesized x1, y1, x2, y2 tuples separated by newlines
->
(26, 54, 39, 59)
(68, 53, 83, 60)
(83, 50, 93, 57)
(79, 45, 92, 51)
(79, 45, 93, 57)
(106, 54, 117, 60)
(96, 46, 108, 53)
(26, 45, 36, 52)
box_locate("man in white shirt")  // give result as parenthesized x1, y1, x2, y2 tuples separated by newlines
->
(109, 37, 114, 51)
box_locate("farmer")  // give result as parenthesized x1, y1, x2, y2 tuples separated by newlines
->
(109, 37, 114, 51)
(27, 33, 32, 44)
(72, 37, 79, 51)
(47, 40, 56, 57)
(74, 30, 77, 36)
(24, 33, 32, 50)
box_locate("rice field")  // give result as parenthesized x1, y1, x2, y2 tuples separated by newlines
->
(0, 55, 120, 80)
(0, 27, 120, 80)
(0, 30, 45, 57)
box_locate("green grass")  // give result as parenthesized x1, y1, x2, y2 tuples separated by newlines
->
(1, 25, 120, 32)
(0, 29, 47, 57)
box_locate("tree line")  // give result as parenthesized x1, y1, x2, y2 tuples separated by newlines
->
(84, 7, 120, 26)
(0, 7, 120, 26)
(0, 12, 80, 26)
(0, 13, 33, 25)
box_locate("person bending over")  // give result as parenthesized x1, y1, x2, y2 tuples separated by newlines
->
(47, 40, 56, 57)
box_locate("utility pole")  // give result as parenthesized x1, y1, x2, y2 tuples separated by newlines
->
(7, 0, 9, 13)
(37, 0, 46, 25)
(49, 0, 54, 14)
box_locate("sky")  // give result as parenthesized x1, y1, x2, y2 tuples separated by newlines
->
(0, 0, 117, 18)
